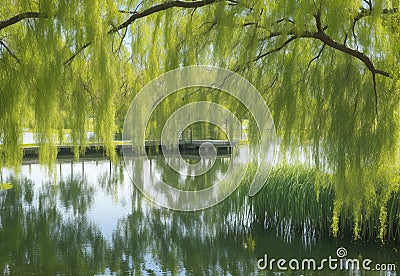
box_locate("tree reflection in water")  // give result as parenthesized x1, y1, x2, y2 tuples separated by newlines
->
(0, 158, 398, 275)
(0, 176, 107, 275)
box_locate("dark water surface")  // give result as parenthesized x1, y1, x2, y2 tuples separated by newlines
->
(0, 157, 398, 275)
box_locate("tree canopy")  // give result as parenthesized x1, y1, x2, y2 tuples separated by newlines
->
(1, 0, 400, 239)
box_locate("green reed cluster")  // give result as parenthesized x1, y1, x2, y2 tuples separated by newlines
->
(239, 165, 400, 242)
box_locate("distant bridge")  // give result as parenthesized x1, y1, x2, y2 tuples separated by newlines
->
(22, 140, 236, 158)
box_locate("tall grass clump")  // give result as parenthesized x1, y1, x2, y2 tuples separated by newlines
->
(241, 165, 399, 242)
(249, 165, 334, 237)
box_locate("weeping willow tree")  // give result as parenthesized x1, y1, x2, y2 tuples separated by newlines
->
(1, 0, 399, 239)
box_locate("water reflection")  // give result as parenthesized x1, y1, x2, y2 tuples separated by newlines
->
(0, 158, 398, 275)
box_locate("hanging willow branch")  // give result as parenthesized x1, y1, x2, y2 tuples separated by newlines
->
(69, 0, 222, 64)
(0, 1, 223, 32)
(254, 11, 391, 80)
(0, 0, 222, 64)
(0, 1, 396, 77)
(313, 12, 391, 78)
(109, 0, 221, 34)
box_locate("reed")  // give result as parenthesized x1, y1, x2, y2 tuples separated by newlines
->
(235, 165, 400, 242)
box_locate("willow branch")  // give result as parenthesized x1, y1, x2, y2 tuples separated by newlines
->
(353, 7, 398, 23)
(351, 7, 398, 49)
(1, 1, 219, 64)
(254, 35, 299, 61)
(65, 1, 219, 63)
(63, 43, 91, 65)
(308, 43, 325, 68)
(109, 0, 219, 34)
(372, 72, 379, 116)
(0, 40, 21, 63)
(0, 12, 47, 31)
(313, 13, 391, 78)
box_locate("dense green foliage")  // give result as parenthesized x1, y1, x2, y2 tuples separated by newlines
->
(1, 0, 400, 239)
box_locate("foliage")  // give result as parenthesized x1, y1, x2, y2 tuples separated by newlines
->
(1, 0, 400, 239)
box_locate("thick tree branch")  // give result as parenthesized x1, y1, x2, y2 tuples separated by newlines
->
(0, 12, 47, 31)
(252, 20, 386, 117)
(253, 11, 391, 99)
(1, 1, 219, 64)
(109, 0, 219, 34)
(313, 13, 391, 78)
(314, 10, 391, 116)
(65, 1, 218, 63)
(71, 0, 219, 61)
(1, 2, 395, 78)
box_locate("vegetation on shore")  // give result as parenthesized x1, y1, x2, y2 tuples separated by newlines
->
(237, 165, 399, 242)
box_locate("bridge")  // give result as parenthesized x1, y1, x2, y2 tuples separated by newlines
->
(21, 140, 235, 158)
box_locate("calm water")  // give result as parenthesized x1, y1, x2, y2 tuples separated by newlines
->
(0, 156, 398, 275)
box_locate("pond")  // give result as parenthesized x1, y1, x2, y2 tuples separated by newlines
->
(0, 154, 398, 275)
